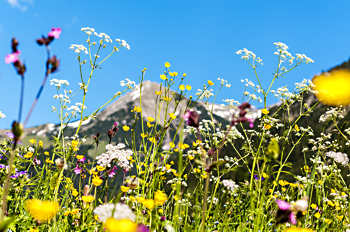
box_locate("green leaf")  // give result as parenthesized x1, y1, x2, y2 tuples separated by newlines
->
(0, 217, 15, 232)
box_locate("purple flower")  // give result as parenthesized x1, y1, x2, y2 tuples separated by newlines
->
(248, 118, 254, 128)
(184, 110, 200, 128)
(10, 170, 27, 179)
(48, 28, 62, 39)
(108, 166, 118, 177)
(74, 165, 82, 174)
(160, 216, 166, 221)
(0, 164, 7, 169)
(33, 157, 41, 165)
(137, 224, 149, 232)
(5, 51, 20, 64)
(275, 199, 296, 225)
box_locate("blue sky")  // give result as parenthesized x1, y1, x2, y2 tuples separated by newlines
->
(0, 0, 349, 128)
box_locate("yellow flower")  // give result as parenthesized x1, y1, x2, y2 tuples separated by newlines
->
(174, 195, 180, 201)
(264, 124, 272, 130)
(279, 180, 289, 186)
(207, 80, 214, 86)
(261, 108, 269, 115)
(324, 218, 331, 224)
(169, 113, 176, 120)
(82, 195, 94, 203)
(160, 74, 167, 80)
(283, 228, 314, 232)
(186, 85, 192, 91)
(141, 133, 148, 138)
(164, 62, 171, 68)
(64, 210, 70, 216)
(294, 124, 300, 132)
(29, 139, 37, 144)
(25, 199, 59, 222)
(70, 209, 79, 215)
(72, 188, 79, 197)
(183, 73, 187, 77)
(179, 84, 185, 91)
(147, 121, 153, 128)
(147, 116, 155, 122)
(96, 165, 105, 172)
(155, 90, 162, 95)
(120, 186, 130, 193)
(24, 152, 33, 158)
(314, 212, 321, 218)
(143, 199, 155, 210)
(123, 125, 130, 131)
(38, 140, 43, 147)
(169, 142, 175, 149)
(310, 203, 317, 210)
(154, 190, 168, 206)
(169, 72, 178, 77)
(104, 218, 137, 232)
(45, 158, 54, 164)
(133, 106, 142, 113)
(92, 176, 103, 187)
(76, 155, 84, 160)
(71, 140, 79, 148)
(136, 196, 145, 203)
(312, 69, 350, 106)
(29, 228, 39, 232)
(188, 155, 194, 160)
(44, 151, 49, 156)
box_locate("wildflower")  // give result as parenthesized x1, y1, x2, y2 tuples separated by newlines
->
(179, 85, 185, 91)
(137, 224, 150, 232)
(276, 200, 296, 224)
(283, 228, 314, 232)
(5, 51, 20, 64)
(96, 165, 105, 171)
(96, 144, 133, 171)
(55, 158, 65, 169)
(325, 151, 349, 166)
(164, 62, 171, 68)
(160, 74, 167, 80)
(264, 124, 272, 130)
(104, 218, 137, 232)
(25, 199, 59, 222)
(29, 139, 37, 144)
(72, 189, 78, 197)
(154, 190, 167, 206)
(142, 199, 155, 210)
(207, 80, 214, 86)
(74, 165, 82, 174)
(48, 28, 62, 39)
(222, 179, 239, 192)
(123, 125, 130, 131)
(184, 110, 200, 128)
(24, 152, 33, 158)
(121, 186, 130, 193)
(94, 203, 136, 223)
(261, 108, 269, 115)
(186, 85, 192, 90)
(314, 212, 321, 218)
(169, 113, 176, 120)
(92, 176, 103, 187)
(82, 195, 94, 203)
(312, 69, 350, 106)
(155, 90, 161, 95)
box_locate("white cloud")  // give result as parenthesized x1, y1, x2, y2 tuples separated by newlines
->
(6, 0, 32, 11)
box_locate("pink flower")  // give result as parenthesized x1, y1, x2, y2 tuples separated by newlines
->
(276, 199, 291, 210)
(48, 28, 62, 39)
(5, 51, 20, 64)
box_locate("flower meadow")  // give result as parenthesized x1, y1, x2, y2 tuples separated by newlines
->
(0, 27, 349, 232)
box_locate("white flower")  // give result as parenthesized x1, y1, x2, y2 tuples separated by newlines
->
(326, 151, 349, 166)
(222, 179, 239, 192)
(0, 111, 6, 119)
(116, 39, 131, 50)
(293, 199, 308, 212)
(70, 44, 88, 54)
(81, 27, 95, 35)
(94, 203, 135, 223)
(195, 88, 214, 100)
(50, 79, 69, 89)
(96, 143, 133, 170)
